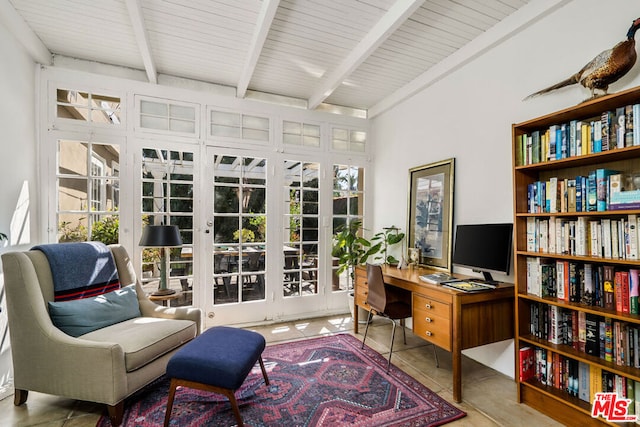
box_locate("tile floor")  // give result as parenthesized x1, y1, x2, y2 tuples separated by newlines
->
(0, 314, 561, 426)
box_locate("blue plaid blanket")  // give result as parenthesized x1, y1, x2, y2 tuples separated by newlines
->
(32, 242, 121, 301)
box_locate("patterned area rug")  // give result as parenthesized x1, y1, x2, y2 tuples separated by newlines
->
(98, 333, 465, 426)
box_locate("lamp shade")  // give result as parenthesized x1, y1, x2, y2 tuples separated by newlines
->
(139, 225, 183, 247)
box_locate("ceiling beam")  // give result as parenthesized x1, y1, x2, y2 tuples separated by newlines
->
(125, 0, 157, 84)
(0, 0, 52, 65)
(368, 0, 572, 118)
(237, 0, 280, 98)
(307, 0, 424, 110)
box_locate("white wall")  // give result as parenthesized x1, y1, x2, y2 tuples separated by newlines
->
(370, 0, 640, 377)
(0, 22, 39, 399)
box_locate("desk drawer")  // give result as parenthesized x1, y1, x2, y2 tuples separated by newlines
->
(355, 285, 370, 309)
(413, 293, 451, 351)
(413, 293, 450, 318)
(413, 310, 451, 351)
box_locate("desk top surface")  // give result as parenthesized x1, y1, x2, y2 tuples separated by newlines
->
(361, 264, 514, 299)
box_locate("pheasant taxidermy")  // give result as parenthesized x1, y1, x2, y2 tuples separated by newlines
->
(525, 17, 640, 100)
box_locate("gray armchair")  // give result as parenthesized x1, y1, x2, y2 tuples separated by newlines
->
(1, 244, 202, 426)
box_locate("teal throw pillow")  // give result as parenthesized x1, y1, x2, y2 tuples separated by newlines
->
(48, 284, 141, 337)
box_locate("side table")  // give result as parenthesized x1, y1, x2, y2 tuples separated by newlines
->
(149, 291, 182, 307)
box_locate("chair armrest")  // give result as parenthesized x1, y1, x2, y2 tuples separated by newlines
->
(135, 282, 203, 335)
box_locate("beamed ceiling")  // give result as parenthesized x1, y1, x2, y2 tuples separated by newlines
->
(3, 0, 566, 117)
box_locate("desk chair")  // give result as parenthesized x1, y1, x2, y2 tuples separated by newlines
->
(361, 264, 439, 370)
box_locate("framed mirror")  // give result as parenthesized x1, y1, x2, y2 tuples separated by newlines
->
(407, 158, 455, 271)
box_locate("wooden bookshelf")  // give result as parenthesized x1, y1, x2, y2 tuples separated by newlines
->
(513, 86, 640, 426)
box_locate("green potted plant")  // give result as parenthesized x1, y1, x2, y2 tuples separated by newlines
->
(332, 220, 380, 322)
(371, 225, 405, 265)
(331, 219, 379, 289)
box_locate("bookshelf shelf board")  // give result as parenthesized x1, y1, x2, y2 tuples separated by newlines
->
(520, 334, 640, 381)
(514, 85, 640, 132)
(514, 145, 640, 171)
(516, 210, 640, 218)
(515, 250, 640, 266)
(518, 294, 640, 322)
(520, 379, 594, 414)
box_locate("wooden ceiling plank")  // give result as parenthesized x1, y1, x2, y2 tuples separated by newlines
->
(307, 0, 424, 109)
(0, 0, 52, 64)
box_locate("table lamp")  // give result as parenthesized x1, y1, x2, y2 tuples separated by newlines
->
(139, 225, 183, 296)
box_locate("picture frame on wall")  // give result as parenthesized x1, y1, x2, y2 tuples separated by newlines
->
(407, 158, 455, 271)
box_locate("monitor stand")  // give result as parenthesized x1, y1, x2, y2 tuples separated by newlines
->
(475, 271, 499, 287)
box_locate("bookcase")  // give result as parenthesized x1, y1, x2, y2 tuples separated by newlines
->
(513, 86, 640, 426)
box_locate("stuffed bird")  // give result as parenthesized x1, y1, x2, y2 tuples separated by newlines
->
(525, 17, 640, 100)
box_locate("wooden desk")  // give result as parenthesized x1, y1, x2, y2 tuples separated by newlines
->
(354, 265, 514, 403)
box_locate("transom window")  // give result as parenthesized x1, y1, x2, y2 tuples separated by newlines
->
(332, 127, 366, 152)
(210, 110, 270, 142)
(139, 98, 197, 134)
(283, 121, 320, 147)
(56, 89, 121, 125)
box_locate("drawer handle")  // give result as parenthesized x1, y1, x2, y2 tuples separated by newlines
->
(425, 331, 433, 337)
(425, 303, 432, 309)
(425, 317, 432, 323)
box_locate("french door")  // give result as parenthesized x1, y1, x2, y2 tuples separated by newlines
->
(202, 147, 324, 326)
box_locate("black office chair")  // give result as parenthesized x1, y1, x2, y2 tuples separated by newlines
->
(361, 263, 439, 370)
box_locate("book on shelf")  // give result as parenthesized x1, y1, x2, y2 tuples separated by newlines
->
(516, 102, 640, 166)
(631, 269, 640, 315)
(519, 346, 535, 382)
(616, 107, 626, 149)
(596, 169, 619, 211)
(585, 314, 600, 357)
(626, 105, 635, 147)
(604, 266, 616, 311)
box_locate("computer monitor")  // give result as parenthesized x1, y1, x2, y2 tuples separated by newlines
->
(451, 223, 513, 285)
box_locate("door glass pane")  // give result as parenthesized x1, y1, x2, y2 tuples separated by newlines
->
(283, 160, 320, 297)
(332, 164, 365, 292)
(212, 155, 267, 305)
(140, 147, 194, 307)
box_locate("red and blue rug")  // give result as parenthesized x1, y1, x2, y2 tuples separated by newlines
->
(98, 333, 465, 426)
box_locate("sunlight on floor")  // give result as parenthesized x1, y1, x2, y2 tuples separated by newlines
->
(270, 326, 291, 334)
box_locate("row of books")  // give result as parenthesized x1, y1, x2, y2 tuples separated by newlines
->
(520, 345, 640, 420)
(516, 105, 640, 166)
(526, 215, 640, 260)
(526, 170, 640, 214)
(526, 258, 640, 313)
(530, 303, 640, 368)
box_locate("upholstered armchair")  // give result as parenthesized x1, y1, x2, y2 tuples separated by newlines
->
(1, 244, 202, 426)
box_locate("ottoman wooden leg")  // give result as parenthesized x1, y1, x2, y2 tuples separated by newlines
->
(258, 356, 270, 386)
(164, 378, 179, 427)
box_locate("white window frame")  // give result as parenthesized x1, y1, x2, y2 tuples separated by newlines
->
(206, 106, 272, 147)
(330, 125, 367, 153)
(135, 95, 200, 139)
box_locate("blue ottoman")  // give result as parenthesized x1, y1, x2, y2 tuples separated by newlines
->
(163, 326, 269, 427)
